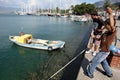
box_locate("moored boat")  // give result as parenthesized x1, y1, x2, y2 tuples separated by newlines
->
(9, 34, 65, 51)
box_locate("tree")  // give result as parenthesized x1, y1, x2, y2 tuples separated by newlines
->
(72, 3, 96, 15)
(113, 2, 120, 10)
(103, 0, 119, 10)
(86, 4, 96, 14)
(103, 0, 111, 9)
(56, 7, 59, 13)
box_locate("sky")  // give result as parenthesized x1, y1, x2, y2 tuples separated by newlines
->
(0, 0, 102, 9)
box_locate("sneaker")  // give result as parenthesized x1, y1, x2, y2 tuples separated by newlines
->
(103, 72, 113, 77)
(107, 74, 113, 77)
(86, 49, 92, 54)
(92, 51, 97, 56)
(86, 71, 94, 78)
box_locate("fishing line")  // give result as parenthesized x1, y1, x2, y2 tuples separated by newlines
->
(48, 48, 86, 80)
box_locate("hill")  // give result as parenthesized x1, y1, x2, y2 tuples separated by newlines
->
(0, 6, 18, 14)
(94, 0, 120, 7)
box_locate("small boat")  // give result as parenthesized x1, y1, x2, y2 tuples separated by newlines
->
(9, 34, 65, 51)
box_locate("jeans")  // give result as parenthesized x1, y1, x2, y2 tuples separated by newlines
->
(87, 51, 112, 77)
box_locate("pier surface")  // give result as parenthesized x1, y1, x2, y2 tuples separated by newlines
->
(76, 20, 120, 80)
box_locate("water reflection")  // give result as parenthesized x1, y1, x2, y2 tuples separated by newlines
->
(0, 15, 92, 80)
(11, 43, 67, 79)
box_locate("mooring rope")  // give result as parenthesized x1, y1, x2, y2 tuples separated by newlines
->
(48, 49, 86, 80)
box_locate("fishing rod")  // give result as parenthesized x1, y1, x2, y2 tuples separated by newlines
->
(48, 48, 86, 80)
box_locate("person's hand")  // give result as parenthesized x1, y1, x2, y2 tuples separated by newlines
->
(106, 7, 113, 15)
(91, 33, 95, 38)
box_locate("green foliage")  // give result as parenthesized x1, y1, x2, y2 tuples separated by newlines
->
(72, 2, 96, 15)
(103, 0, 119, 10)
(56, 7, 59, 13)
(113, 2, 120, 10)
(103, 0, 111, 9)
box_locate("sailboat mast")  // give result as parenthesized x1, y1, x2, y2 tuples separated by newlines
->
(49, 0, 51, 13)
(60, 0, 61, 13)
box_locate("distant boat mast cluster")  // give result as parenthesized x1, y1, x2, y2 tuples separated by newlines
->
(16, 0, 71, 16)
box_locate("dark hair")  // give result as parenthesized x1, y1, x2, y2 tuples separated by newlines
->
(91, 12, 98, 16)
(104, 5, 112, 10)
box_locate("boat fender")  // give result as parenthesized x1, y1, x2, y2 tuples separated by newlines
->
(48, 46, 53, 51)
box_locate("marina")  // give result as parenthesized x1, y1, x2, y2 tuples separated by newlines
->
(0, 0, 120, 80)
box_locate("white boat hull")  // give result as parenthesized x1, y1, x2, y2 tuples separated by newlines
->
(9, 36, 65, 51)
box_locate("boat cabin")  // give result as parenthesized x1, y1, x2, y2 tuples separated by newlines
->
(15, 34, 32, 44)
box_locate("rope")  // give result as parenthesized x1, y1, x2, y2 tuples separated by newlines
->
(48, 49, 86, 80)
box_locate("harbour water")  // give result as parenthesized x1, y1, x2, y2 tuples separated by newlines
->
(0, 14, 92, 80)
